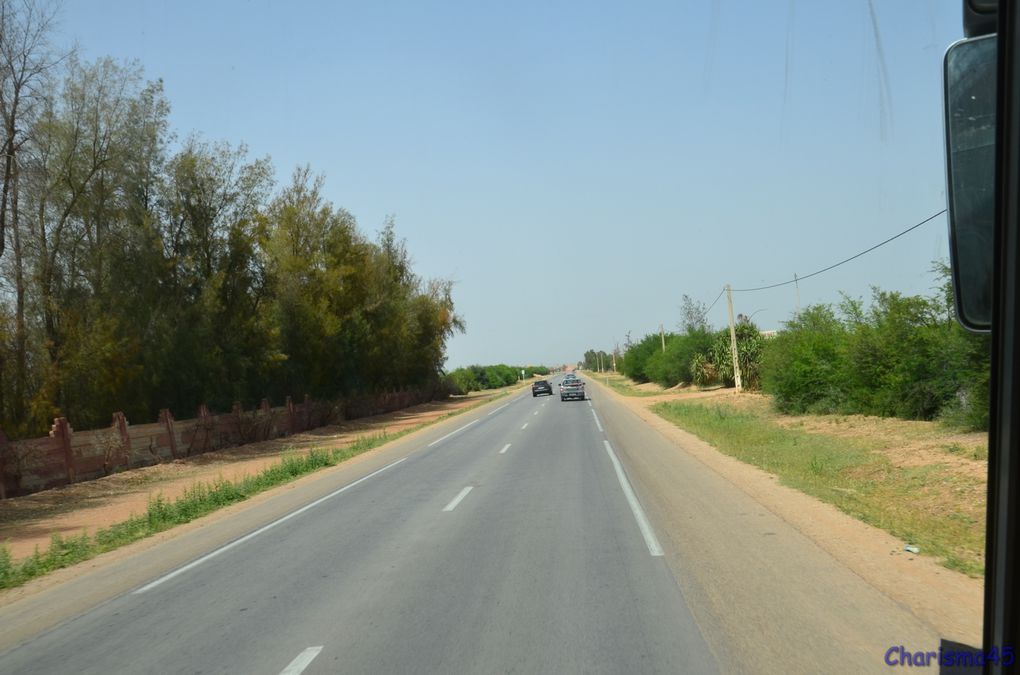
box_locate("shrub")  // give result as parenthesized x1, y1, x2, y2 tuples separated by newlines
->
(620, 334, 664, 383)
(759, 286, 991, 427)
(761, 305, 848, 413)
(709, 322, 765, 390)
(644, 329, 716, 388)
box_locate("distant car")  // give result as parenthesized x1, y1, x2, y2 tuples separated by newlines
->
(560, 379, 585, 401)
(532, 380, 553, 397)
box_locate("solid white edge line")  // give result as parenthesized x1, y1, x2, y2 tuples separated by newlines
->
(521, 422, 528, 430)
(443, 486, 474, 512)
(499, 443, 511, 454)
(133, 457, 409, 594)
(427, 418, 479, 447)
(603, 440, 664, 556)
(487, 402, 510, 416)
(279, 646, 324, 675)
(591, 410, 604, 432)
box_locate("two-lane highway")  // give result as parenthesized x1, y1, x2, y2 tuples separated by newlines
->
(0, 376, 718, 674)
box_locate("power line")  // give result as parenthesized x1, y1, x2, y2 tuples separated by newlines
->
(705, 287, 726, 314)
(731, 208, 947, 293)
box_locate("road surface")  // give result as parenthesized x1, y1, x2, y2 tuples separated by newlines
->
(0, 375, 944, 673)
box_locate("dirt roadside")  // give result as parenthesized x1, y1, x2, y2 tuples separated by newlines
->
(586, 375, 984, 647)
(0, 390, 507, 562)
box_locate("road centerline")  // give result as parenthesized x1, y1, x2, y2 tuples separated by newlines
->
(499, 443, 511, 454)
(603, 440, 664, 557)
(443, 486, 474, 512)
(591, 410, 604, 432)
(521, 422, 529, 430)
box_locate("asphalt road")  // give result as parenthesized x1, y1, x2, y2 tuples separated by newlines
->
(0, 377, 719, 674)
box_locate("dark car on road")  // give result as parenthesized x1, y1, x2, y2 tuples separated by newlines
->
(532, 380, 553, 397)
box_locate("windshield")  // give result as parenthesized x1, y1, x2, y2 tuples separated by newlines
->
(0, 2, 992, 674)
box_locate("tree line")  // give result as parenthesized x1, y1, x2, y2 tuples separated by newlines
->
(0, 1, 462, 438)
(446, 364, 551, 395)
(586, 268, 991, 430)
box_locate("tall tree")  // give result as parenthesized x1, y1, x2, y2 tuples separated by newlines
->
(0, 0, 61, 259)
(0, 0, 63, 427)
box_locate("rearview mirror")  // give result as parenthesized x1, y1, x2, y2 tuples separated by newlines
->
(944, 34, 996, 331)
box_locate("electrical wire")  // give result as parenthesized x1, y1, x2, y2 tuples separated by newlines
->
(731, 208, 947, 293)
(705, 287, 726, 314)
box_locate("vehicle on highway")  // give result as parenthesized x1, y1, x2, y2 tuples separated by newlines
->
(560, 378, 585, 401)
(532, 379, 553, 397)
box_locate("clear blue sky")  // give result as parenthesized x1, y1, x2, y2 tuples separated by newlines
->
(60, 0, 962, 368)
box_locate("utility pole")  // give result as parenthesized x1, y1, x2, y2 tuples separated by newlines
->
(660, 324, 665, 352)
(725, 284, 743, 392)
(612, 343, 618, 372)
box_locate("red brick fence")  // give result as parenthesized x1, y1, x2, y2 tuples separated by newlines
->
(0, 388, 441, 499)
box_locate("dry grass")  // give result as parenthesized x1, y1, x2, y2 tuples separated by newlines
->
(652, 394, 987, 576)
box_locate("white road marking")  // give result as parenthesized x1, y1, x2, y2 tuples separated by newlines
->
(533, 410, 539, 416)
(487, 402, 510, 416)
(133, 457, 409, 594)
(443, 486, 474, 511)
(279, 647, 324, 675)
(427, 418, 479, 447)
(499, 443, 511, 454)
(521, 422, 529, 430)
(604, 440, 664, 556)
(591, 410, 604, 432)
(588, 400, 593, 408)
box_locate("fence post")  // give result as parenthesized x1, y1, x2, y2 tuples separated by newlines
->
(286, 396, 295, 436)
(231, 402, 243, 444)
(303, 394, 311, 432)
(50, 417, 75, 484)
(258, 398, 272, 440)
(159, 409, 179, 460)
(0, 427, 8, 499)
(113, 412, 132, 469)
(196, 404, 212, 455)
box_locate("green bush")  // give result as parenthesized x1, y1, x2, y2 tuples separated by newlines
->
(761, 305, 848, 414)
(644, 329, 716, 388)
(445, 363, 551, 394)
(709, 323, 765, 389)
(690, 352, 718, 386)
(446, 368, 479, 395)
(619, 334, 663, 383)
(760, 286, 991, 427)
